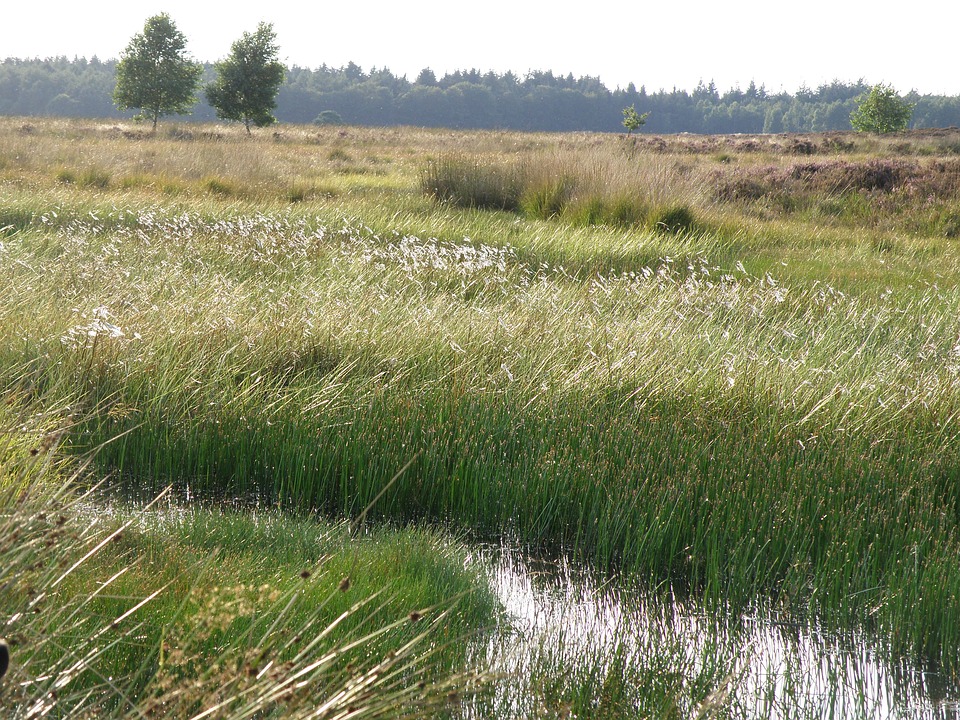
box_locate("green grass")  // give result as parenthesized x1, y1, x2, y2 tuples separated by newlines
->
(3, 196, 960, 670)
(0, 398, 497, 718)
(7, 119, 960, 716)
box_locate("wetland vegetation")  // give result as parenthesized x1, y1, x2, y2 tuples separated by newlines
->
(4, 118, 960, 717)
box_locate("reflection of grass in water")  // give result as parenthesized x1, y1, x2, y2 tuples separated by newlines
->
(474, 551, 740, 719)
(477, 550, 950, 719)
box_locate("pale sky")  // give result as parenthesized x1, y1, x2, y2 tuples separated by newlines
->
(6, 1, 959, 96)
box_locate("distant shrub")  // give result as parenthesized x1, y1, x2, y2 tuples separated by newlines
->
(714, 159, 920, 204)
(851, 83, 914, 134)
(712, 173, 772, 202)
(788, 139, 818, 155)
(313, 110, 343, 126)
(821, 136, 856, 153)
(805, 159, 912, 193)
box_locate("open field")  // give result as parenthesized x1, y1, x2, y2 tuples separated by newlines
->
(4, 117, 960, 717)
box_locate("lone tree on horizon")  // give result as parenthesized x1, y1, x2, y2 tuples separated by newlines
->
(850, 83, 914, 134)
(205, 23, 286, 134)
(113, 14, 202, 131)
(622, 104, 649, 135)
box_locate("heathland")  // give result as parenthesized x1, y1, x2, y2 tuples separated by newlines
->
(4, 117, 960, 717)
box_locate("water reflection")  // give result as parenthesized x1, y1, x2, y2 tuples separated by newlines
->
(471, 546, 960, 720)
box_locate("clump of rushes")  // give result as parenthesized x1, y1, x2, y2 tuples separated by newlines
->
(0, 398, 493, 719)
(78, 167, 111, 190)
(420, 155, 525, 211)
(650, 203, 697, 234)
(520, 176, 573, 219)
(201, 176, 241, 197)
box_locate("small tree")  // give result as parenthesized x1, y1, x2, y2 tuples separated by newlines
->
(113, 14, 202, 131)
(205, 23, 286, 134)
(850, 83, 914, 134)
(622, 104, 650, 135)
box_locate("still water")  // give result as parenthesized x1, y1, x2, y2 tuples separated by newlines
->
(471, 547, 960, 719)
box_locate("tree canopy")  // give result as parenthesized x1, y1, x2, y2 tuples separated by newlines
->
(205, 23, 285, 133)
(113, 14, 202, 130)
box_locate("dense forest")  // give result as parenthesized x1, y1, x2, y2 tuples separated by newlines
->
(3, 56, 960, 133)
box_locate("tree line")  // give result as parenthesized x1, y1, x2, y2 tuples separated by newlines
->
(3, 51, 960, 133)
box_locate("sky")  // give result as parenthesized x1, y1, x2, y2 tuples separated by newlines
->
(6, 0, 959, 96)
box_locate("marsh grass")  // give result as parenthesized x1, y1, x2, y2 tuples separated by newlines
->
(420, 155, 525, 212)
(4, 199, 960, 671)
(8, 118, 960, 713)
(0, 397, 496, 718)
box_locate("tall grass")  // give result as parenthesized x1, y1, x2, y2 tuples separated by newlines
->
(8, 118, 960, 709)
(0, 389, 496, 717)
(4, 197, 960, 671)
(420, 151, 705, 234)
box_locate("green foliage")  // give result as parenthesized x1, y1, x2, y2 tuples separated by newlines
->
(113, 14, 202, 131)
(0, 468, 493, 717)
(78, 167, 111, 189)
(13, 55, 960, 133)
(327, 147, 352, 162)
(850, 83, 914, 134)
(205, 23, 286, 133)
(201, 176, 240, 197)
(621, 104, 649, 134)
(568, 195, 649, 228)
